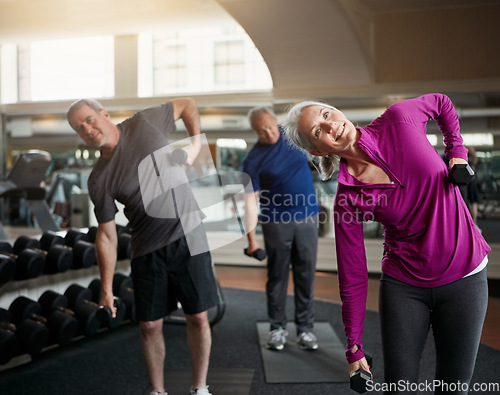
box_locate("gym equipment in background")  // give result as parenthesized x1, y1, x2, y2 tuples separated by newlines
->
(0, 150, 59, 240)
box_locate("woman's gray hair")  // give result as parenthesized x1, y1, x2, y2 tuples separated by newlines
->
(283, 100, 342, 181)
(66, 98, 104, 125)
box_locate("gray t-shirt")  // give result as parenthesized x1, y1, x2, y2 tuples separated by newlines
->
(88, 102, 203, 258)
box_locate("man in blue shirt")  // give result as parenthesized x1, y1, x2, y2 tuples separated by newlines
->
(242, 106, 320, 351)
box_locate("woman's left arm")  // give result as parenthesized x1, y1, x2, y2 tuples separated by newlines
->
(388, 94, 468, 163)
(421, 93, 468, 162)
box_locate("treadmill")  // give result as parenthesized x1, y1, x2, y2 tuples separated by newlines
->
(0, 150, 59, 240)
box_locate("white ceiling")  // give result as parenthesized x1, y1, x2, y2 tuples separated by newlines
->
(0, 0, 231, 42)
(217, 0, 500, 108)
(1, 0, 500, 119)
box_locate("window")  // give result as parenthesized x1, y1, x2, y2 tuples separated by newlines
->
(214, 40, 244, 85)
(154, 42, 187, 95)
(2, 26, 272, 102)
(462, 133, 494, 147)
(139, 25, 272, 96)
(0, 44, 18, 103)
(29, 36, 114, 101)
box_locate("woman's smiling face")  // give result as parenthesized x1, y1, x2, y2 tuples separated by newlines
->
(298, 105, 357, 156)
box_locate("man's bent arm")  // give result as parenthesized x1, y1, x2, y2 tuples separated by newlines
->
(172, 98, 201, 164)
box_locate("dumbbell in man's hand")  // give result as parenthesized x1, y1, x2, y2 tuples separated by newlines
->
(244, 247, 267, 261)
(171, 142, 201, 166)
(96, 298, 125, 328)
(171, 148, 188, 165)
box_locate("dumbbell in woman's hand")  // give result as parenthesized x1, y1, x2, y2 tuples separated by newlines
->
(350, 353, 373, 393)
(449, 163, 474, 186)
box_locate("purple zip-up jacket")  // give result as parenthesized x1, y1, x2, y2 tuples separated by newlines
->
(334, 94, 491, 363)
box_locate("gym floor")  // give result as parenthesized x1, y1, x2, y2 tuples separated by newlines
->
(1, 223, 499, 352)
(215, 265, 500, 350)
(209, 215, 500, 351)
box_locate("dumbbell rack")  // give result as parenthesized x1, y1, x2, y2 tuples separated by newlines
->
(0, 227, 131, 372)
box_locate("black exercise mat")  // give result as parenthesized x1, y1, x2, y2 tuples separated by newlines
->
(257, 322, 348, 383)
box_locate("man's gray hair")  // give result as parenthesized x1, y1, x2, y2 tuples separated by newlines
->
(66, 98, 104, 125)
(247, 106, 276, 123)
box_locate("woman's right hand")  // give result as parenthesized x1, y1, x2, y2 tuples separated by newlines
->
(348, 356, 372, 378)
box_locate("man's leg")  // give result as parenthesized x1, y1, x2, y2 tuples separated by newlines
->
(291, 216, 318, 334)
(185, 311, 212, 390)
(140, 319, 166, 393)
(262, 222, 293, 331)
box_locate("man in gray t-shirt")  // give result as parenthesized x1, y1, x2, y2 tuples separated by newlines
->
(67, 98, 218, 395)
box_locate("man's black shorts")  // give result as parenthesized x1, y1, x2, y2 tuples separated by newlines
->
(130, 234, 220, 322)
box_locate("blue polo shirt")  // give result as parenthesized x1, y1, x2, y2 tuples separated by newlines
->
(242, 128, 319, 223)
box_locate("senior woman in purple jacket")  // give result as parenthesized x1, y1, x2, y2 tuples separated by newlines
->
(284, 94, 490, 394)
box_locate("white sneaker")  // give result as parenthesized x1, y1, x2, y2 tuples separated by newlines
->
(266, 328, 288, 351)
(297, 331, 319, 350)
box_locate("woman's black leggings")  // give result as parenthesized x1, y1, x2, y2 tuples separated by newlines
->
(379, 268, 488, 394)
